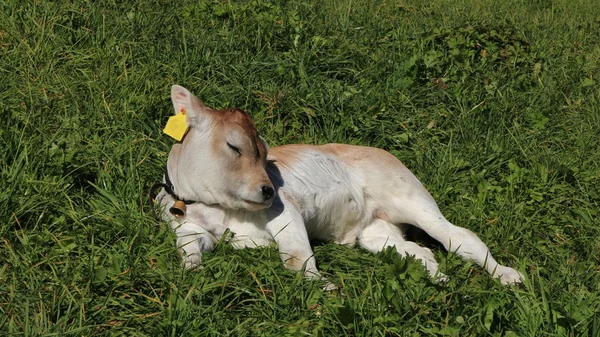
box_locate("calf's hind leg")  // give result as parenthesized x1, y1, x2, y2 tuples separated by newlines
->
(399, 196, 524, 285)
(358, 219, 447, 281)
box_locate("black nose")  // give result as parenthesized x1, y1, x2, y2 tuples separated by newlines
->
(261, 185, 274, 200)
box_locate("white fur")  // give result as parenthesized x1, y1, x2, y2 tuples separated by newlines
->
(156, 85, 524, 286)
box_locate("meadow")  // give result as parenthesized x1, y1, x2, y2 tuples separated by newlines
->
(1, 0, 599, 335)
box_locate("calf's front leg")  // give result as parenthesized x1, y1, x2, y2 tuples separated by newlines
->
(170, 220, 218, 269)
(266, 193, 321, 279)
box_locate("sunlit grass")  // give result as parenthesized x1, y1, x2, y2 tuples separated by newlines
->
(1, 0, 599, 335)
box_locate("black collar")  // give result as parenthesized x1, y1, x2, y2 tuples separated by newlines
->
(149, 166, 196, 205)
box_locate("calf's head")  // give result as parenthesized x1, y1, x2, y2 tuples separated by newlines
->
(166, 85, 274, 211)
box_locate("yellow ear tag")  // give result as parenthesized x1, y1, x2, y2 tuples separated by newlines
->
(163, 109, 189, 141)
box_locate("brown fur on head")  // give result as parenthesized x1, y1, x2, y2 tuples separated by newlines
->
(166, 85, 274, 211)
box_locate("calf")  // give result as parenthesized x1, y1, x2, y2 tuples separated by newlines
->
(154, 85, 523, 286)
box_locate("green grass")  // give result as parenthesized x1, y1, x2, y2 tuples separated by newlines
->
(1, 0, 599, 335)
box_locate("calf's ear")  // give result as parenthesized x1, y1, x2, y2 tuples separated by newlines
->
(259, 136, 270, 153)
(171, 85, 210, 127)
